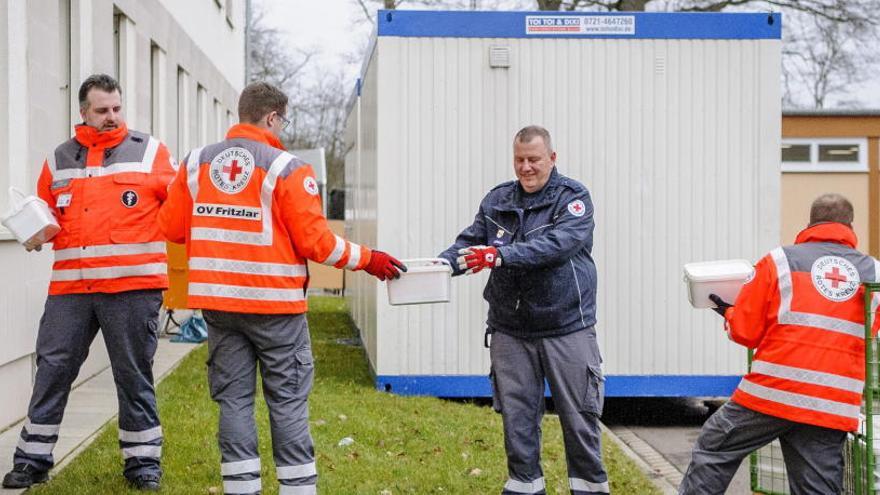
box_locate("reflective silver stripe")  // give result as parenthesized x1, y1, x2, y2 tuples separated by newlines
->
(100, 161, 152, 175)
(141, 136, 159, 169)
(504, 477, 546, 493)
(54, 241, 167, 261)
(118, 426, 163, 443)
(570, 477, 610, 493)
(738, 378, 860, 419)
(751, 360, 863, 394)
(25, 420, 60, 437)
(323, 236, 346, 266)
(570, 259, 587, 329)
(772, 248, 864, 339)
(223, 478, 262, 494)
(17, 438, 54, 456)
(52, 168, 87, 180)
(189, 283, 305, 302)
(221, 458, 261, 476)
(190, 151, 290, 246)
(276, 462, 317, 480)
(47, 153, 58, 175)
(122, 445, 162, 459)
(185, 147, 203, 201)
(344, 243, 362, 270)
(189, 257, 307, 277)
(279, 484, 317, 495)
(52, 263, 167, 282)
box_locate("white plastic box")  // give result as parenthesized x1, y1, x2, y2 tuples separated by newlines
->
(386, 258, 452, 306)
(683, 259, 754, 309)
(1, 188, 59, 247)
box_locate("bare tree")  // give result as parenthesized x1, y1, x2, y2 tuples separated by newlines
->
(247, 7, 314, 89)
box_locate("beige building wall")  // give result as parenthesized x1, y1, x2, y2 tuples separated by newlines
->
(781, 173, 869, 246)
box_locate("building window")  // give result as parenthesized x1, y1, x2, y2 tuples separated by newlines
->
(177, 67, 190, 157)
(113, 10, 136, 124)
(781, 138, 868, 172)
(150, 42, 167, 140)
(213, 99, 223, 140)
(227, 109, 235, 130)
(197, 84, 209, 146)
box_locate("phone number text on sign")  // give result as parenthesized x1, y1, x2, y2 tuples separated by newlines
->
(525, 16, 636, 35)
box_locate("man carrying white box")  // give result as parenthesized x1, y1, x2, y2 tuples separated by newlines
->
(679, 193, 880, 494)
(439, 126, 608, 495)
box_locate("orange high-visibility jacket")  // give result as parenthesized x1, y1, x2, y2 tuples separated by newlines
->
(157, 123, 372, 314)
(37, 123, 176, 295)
(726, 222, 880, 432)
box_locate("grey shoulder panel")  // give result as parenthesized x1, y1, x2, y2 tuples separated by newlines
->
(105, 131, 150, 165)
(53, 138, 85, 170)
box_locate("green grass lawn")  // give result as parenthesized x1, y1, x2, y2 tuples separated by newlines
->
(32, 296, 660, 494)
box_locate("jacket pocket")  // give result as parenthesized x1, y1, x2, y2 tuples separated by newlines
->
(581, 364, 605, 415)
(110, 229, 153, 244)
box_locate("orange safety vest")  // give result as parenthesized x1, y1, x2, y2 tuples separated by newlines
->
(157, 123, 372, 314)
(36, 123, 176, 295)
(727, 222, 880, 432)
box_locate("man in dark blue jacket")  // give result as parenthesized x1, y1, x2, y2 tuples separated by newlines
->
(439, 126, 608, 495)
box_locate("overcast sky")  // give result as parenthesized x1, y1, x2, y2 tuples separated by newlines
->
(257, 0, 880, 109)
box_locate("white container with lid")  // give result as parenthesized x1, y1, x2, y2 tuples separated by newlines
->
(1, 187, 60, 248)
(386, 258, 452, 306)
(683, 259, 754, 309)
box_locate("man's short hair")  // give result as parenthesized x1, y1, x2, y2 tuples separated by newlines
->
(810, 193, 854, 226)
(238, 82, 288, 124)
(514, 125, 553, 153)
(78, 74, 122, 109)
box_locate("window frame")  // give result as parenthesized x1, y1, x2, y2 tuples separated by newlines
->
(781, 137, 868, 173)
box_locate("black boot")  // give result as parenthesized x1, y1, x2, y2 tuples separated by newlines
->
(129, 473, 161, 491)
(2, 463, 49, 488)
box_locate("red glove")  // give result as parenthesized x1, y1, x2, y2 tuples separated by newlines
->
(364, 250, 407, 281)
(457, 245, 501, 275)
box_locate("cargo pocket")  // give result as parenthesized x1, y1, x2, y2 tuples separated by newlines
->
(293, 347, 315, 399)
(489, 368, 502, 413)
(582, 365, 605, 415)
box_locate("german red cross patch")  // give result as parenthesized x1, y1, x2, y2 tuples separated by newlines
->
(209, 147, 255, 195)
(567, 200, 586, 217)
(811, 256, 860, 302)
(303, 176, 319, 196)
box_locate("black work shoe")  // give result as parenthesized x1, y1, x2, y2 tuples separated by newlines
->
(2, 463, 49, 488)
(129, 474, 161, 491)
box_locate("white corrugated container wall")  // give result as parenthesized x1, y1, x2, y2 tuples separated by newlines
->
(345, 11, 781, 397)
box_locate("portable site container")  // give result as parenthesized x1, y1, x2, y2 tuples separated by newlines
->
(343, 10, 782, 398)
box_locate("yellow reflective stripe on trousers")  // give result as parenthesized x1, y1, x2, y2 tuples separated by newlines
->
(189, 257, 307, 277)
(504, 477, 546, 493)
(570, 477, 610, 493)
(738, 378, 859, 419)
(51, 263, 167, 282)
(118, 426, 163, 443)
(220, 458, 261, 476)
(750, 360, 864, 394)
(54, 241, 167, 261)
(189, 283, 305, 302)
(771, 247, 864, 339)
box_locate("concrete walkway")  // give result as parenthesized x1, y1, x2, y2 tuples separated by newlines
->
(0, 338, 198, 493)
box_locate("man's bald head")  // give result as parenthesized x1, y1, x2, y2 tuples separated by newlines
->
(809, 193, 854, 227)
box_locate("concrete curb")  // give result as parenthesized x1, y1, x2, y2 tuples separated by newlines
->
(601, 422, 680, 495)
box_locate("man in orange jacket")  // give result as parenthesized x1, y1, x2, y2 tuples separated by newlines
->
(679, 194, 880, 495)
(2, 74, 176, 491)
(157, 81, 405, 495)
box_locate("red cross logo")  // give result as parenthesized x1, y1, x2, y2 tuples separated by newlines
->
(572, 203, 583, 213)
(223, 160, 243, 181)
(824, 266, 848, 288)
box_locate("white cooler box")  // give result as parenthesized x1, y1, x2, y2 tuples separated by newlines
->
(683, 259, 754, 309)
(386, 258, 452, 305)
(1, 187, 60, 247)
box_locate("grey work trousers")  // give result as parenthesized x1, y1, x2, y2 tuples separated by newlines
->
(14, 290, 163, 480)
(204, 311, 316, 495)
(490, 328, 609, 495)
(678, 401, 847, 495)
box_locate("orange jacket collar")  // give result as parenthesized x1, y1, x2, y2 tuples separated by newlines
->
(74, 123, 129, 149)
(794, 222, 857, 249)
(226, 123, 286, 151)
